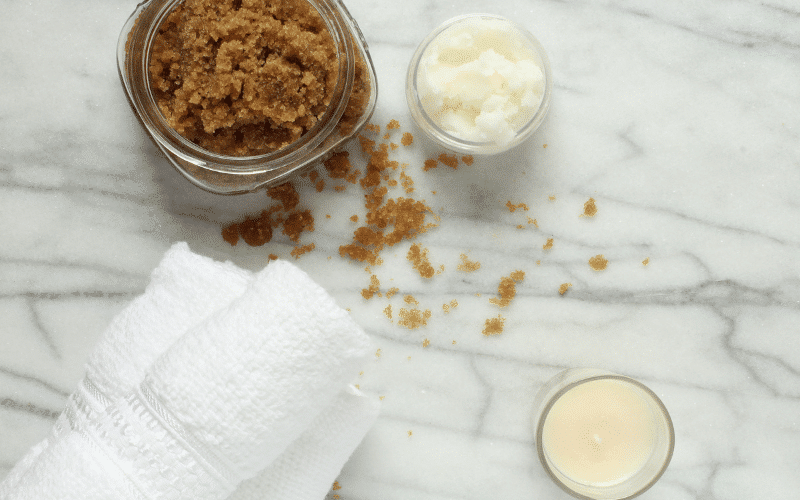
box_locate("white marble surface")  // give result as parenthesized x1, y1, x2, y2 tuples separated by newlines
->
(2, 0, 800, 498)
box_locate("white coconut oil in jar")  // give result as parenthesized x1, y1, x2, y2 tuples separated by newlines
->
(407, 14, 551, 155)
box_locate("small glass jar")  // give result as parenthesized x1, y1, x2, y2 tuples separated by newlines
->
(532, 369, 675, 500)
(406, 14, 551, 155)
(117, 0, 377, 194)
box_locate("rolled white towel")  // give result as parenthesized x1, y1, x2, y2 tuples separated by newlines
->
(0, 242, 251, 495)
(1, 244, 377, 500)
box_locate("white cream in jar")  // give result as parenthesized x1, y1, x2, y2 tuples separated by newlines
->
(414, 16, 546, 148)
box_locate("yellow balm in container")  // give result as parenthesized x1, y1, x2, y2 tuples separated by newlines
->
(533, 369, 674, 500)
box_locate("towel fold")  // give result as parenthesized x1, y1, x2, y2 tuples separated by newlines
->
(0, 243, 378, 500)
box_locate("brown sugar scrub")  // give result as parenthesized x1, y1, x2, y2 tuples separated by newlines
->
(150, 0, 337, 156)
(120, 0, 377, 193)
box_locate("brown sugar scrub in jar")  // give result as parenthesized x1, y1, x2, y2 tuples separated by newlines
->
(118, 0, 377, 194)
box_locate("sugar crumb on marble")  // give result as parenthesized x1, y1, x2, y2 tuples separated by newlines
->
(489, 271, 525, 308)
(581, 197, 597, 217)
(589, 254, 609, 271)
(482, 315, 506, 336)
(407, 243, 435, 278)
(457, 253, 480, 272)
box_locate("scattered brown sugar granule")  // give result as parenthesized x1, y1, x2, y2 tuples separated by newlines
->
(362, 274, 380, 300)
(282, 210, 314, 242)
(643, 257, 650, 266)
(558, 283, 572, 295)
(489, 271, 525, 308)
(506, 201, 529, 212)
(315, 179, 325, 192)
(543, 144, 548, 148)
(290, 242, 315, 259)
(148, 0, 341, 156)
(346, 168, 361, 184)
(365, 123, 380, 134)
(339, 196, 436, 265)
(582, 197, 597, 217)
(400, 168, 414, 194)
(549, 195, 556, 201)
(528, 217, 538, 227)
(386, 287, 399, 299)
(387, 119, 400, 130)
(267, 182, 300, 211)
(268, 253, 278, 260)
(221, 223, 240, 246)
(397, 308, 432, 329)
(543, 238, 554, 250)
(324, 151, 354, 179)
(237, 210, 273, 246)
(516, 224, 524, 229)
(350, 215, 359, 222)
(457, 254, 481, 272)
(461, 155, 474, 166)
(407, 243, 435, 278)
(482, 315, 506, 336)
(383, 304, 393, 321)
(334, 185, 346, 192)
(332, 482, 341, 491)
(423, 159, 438, 171)
(401, 132, 414, 146)
(375, 348, 382, 357)
(589, 254, 609, 271)
(404, 294, 419, 306)
(438, 153, 459, 169)
(383, 133, 390, 140)
(422, 339, 430, 348)
(442, 299, 459, 314)
(408, 430, 413, 437)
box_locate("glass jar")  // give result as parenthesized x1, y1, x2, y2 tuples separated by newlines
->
(406, 14, 551, 155)
(533, 369, 675, 500)
(117, 0, 377, 194)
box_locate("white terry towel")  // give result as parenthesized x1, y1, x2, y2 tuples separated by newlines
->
(0, 243, 378, 500)
(1, 242, 252, 492)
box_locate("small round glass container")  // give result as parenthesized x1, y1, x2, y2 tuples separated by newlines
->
(406, 14, 552, 155)
(118, 0, 377, 194)
(532, 369, 674, 500)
